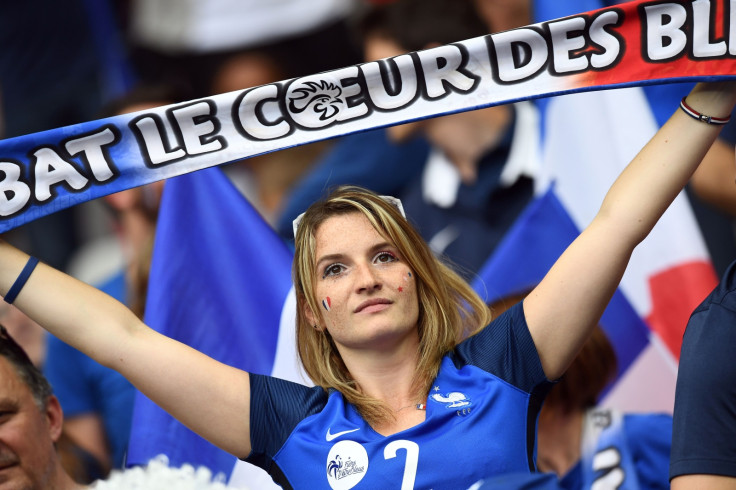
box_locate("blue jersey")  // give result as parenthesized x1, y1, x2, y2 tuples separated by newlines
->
(561, 410, 672, 490)
(671, 259, 736, 479)
(247, 302, 552, 489)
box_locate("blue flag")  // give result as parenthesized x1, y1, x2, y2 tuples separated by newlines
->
(471, 187, 650, 386)
(126, 166, 296, 477)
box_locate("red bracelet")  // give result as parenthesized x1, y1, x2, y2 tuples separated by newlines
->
(680, 97, 731, 125)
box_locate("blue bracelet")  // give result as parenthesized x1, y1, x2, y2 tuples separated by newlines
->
(4, 256, 39, 304)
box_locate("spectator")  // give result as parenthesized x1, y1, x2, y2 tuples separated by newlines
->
(488, 293, 672, 488)
(670, 259, 736, 487)
(0, 325, 83, 489)
(209, 51, 333, 226)
(0, 302, 46, 368)
(277, 0, 536, 274)
(537, 326, 671, 489)
(125, 0, 361, 98)
(0, 0, 130, 273)
(45, 83, 184, 474)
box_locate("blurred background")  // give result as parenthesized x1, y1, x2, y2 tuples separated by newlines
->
(2, 0, 735, 486)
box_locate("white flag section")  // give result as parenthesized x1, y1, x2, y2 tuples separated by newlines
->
(271, 288, 311, 385)
(229, 288, 309, 489)
(538, 87, 715, 413)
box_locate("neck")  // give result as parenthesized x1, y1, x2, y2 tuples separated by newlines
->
(536, 408, 585, 477)
(339, 330, 423, 405)
(349, 349, 419, 404)
(337, 330, 429, 435)
(424, 105, 512, 184)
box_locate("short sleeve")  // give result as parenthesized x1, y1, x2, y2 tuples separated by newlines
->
(246, 374, 328, 471)
(453, 301, 550, 394)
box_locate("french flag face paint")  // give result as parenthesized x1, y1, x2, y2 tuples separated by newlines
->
(322, 297, 331, 312)
(400, 271, 413, 291)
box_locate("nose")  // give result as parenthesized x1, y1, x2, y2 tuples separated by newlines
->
(355, 263, 382, 293)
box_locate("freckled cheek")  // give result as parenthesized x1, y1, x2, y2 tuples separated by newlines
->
(319, 295, 346, 321)
(397, 271, 415, 293)
(321, 296, 332, 312)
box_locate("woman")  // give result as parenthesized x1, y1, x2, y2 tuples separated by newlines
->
(1, 82, 734, 489)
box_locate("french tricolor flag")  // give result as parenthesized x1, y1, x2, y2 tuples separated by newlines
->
(532, 0, 717, 413)
(126, 166, 307, 487)
(472, 0, 717, 417)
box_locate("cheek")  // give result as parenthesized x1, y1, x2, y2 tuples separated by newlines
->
(321, 296, 332, 312)
(320, 294, 348, 321)
(398, 271, 414, 293)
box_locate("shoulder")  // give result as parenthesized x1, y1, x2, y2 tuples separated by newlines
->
(693, 259, 736, 315)
(452, 302, 550, 393)
(249, 373, 327, 409)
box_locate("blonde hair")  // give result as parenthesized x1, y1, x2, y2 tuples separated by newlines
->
(293, 186, 491, 425)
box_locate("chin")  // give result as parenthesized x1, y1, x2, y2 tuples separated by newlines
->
(0, 471, 27, 489)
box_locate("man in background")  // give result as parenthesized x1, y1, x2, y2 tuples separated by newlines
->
(0, 325, 82, 489)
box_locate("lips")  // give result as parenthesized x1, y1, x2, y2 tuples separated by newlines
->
(354, 298, 392, 313)
(0, 450, 19, 471)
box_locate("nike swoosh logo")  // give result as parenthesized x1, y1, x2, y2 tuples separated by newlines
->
(326, 427, 360, 442)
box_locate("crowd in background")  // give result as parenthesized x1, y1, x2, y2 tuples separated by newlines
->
(1, 0, 736, 487)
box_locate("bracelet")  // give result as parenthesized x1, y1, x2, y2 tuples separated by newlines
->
(679, 97, 731, 125)
(4, 256, 39, 304)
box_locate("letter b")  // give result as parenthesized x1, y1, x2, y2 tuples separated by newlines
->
(0, 162, 31, 216)
(644, 3, 688, 61)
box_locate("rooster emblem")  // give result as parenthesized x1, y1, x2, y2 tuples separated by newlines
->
(431, 391, 471, 408)
(288, 80, 344, 122)
(327, 455, 343, 478)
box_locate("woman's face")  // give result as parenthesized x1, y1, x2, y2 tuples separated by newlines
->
(306, 212, 420, 354)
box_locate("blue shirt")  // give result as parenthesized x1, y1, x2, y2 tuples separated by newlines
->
(561, 412, 672, 489)
(247, 302, 552, 489)
(671, 259, 736, 479)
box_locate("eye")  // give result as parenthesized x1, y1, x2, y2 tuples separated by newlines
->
(373, 251, 398, 264)
(322, 263, 346, 279)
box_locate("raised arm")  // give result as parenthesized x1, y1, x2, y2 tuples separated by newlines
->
(0, 240, 253, 458)
(690, 136, 736, 216)
(524, 82, 736, 380)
